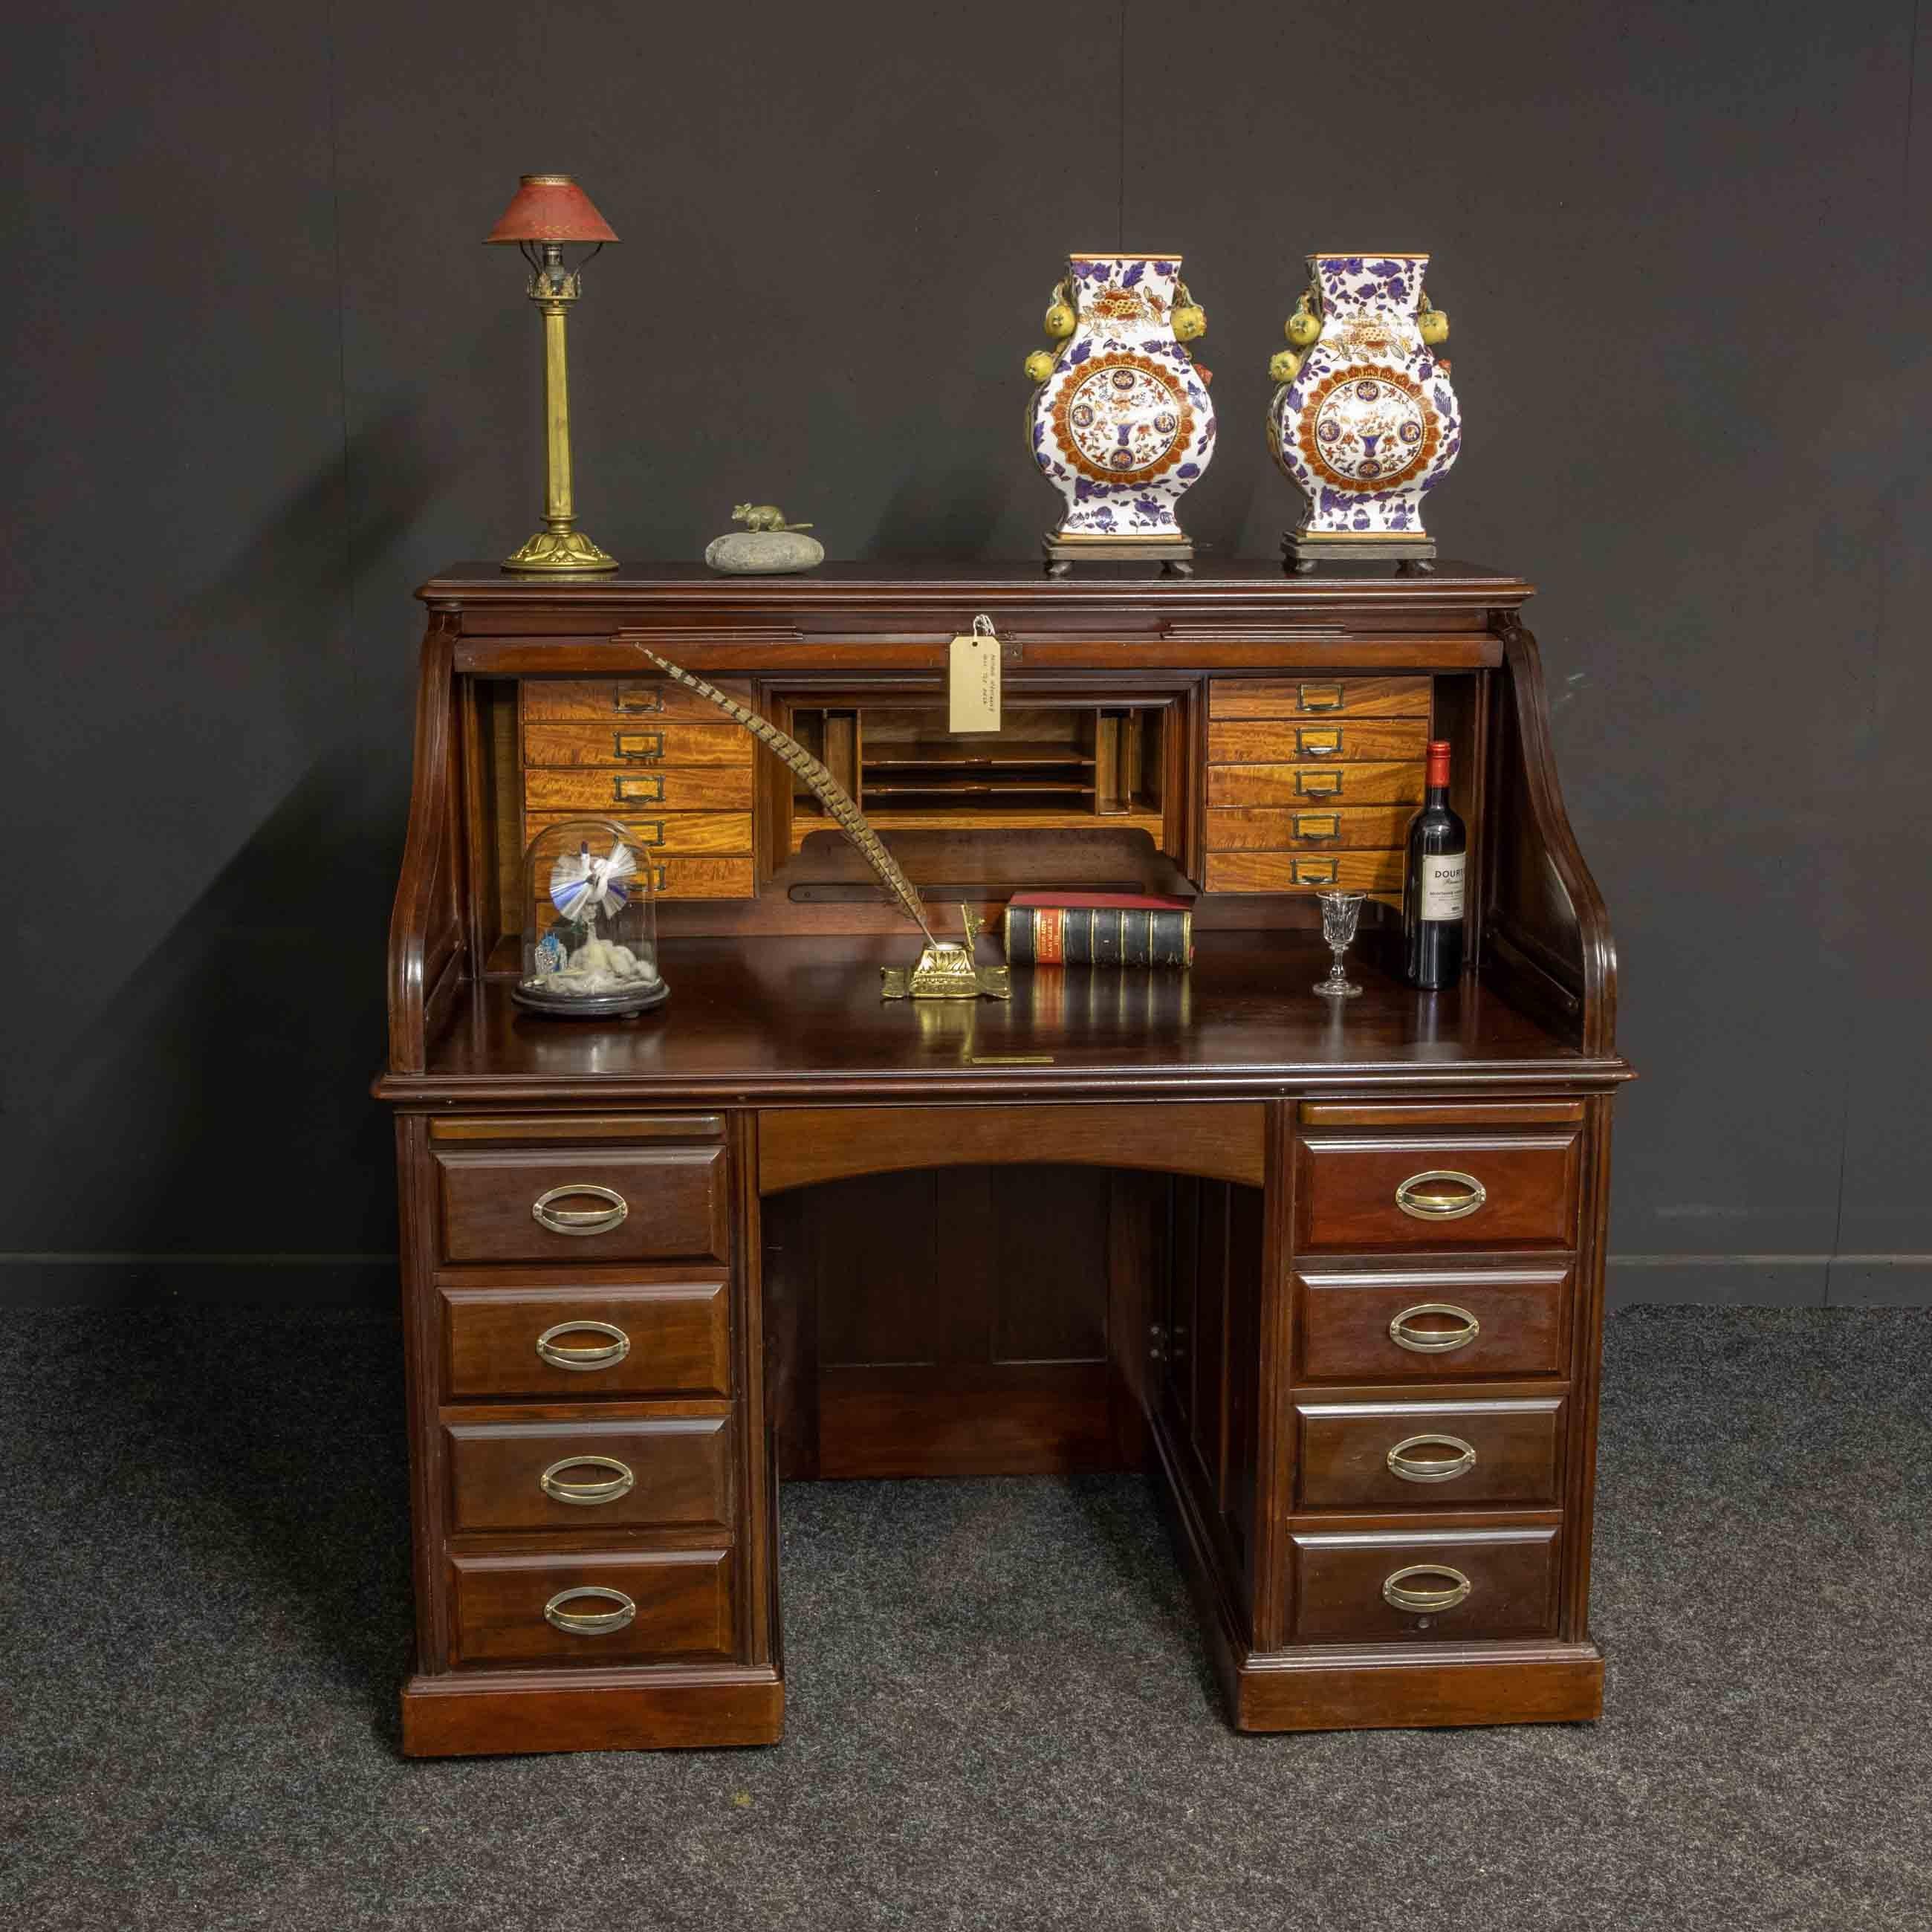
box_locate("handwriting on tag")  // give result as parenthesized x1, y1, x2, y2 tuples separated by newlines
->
(948, 623, 1002, 733)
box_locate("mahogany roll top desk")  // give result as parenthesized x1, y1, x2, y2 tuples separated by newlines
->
(376, 560, 1627, 1758)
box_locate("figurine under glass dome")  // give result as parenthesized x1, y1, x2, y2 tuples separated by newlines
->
(513, 817, 667, 1017)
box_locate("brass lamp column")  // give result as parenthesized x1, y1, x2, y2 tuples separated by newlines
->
(487, 173, 620, 574)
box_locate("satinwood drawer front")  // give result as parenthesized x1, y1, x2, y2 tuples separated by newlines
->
(522, 678, 753, 722)
(450, 1548, 736, 1666)
(1289, 1526, 1560, 1644)
(1205, 805, 1412, 852)
(523, 721, 753, 768)
(1208, 760, 1426, 808)
(1295, 1134, 1581, 1250)
(445, 1416, 733, 1533)
(1295, 1266, 1572, 1381)
(1293, 1395, 1564, 1510)
(1205, 851, 1404, 895)
(524, 809, 751, 857)
(1206, 719, 1432, 765)
(435, 1146, 730, 1265)
(1208, 676, 1433, 720)
(441, 1282, 732, 1399)
(525, 766, 756, 814)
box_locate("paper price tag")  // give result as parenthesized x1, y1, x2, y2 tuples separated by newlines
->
(948, 617, 1002, 733)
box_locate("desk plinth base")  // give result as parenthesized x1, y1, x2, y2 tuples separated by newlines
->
(400, 1663, 784, 1758)
(1150, 1404, 1604, 1733)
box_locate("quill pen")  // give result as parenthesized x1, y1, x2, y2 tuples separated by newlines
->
(635, 650, 941, 949)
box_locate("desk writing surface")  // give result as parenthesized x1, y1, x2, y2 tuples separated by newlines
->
(398, 932, 1623, 1106)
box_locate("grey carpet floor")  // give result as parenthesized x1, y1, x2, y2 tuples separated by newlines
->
(1, 1306, 1928, 1932)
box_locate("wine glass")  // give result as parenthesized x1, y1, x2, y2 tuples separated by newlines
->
(1313, 889, 1367, 999)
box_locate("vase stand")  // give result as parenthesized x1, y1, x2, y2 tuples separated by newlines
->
(1283, 531, 1437, 576)
(1044, 534, 1195, 578)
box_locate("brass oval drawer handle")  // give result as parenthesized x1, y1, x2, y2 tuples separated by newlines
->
(543, 1586, 637, 1636)
(539, 1455, 636, 1505)
(1385, 1433, 1477, 1484)
(1394, 1170, 1487, 1221)
(1388, 1303, 1481, 1353)
(535, 1319, 632, 1371)
(1382, 1565, 1472, 1613)
(531, 1184, 629, 1236)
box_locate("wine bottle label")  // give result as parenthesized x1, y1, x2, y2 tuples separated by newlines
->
(1419, 853, 1466, 921)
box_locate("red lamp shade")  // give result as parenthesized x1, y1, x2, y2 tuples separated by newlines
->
(485, 174, 618, 245)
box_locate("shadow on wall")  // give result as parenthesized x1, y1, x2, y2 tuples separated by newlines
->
(7, 753, 403, 1268)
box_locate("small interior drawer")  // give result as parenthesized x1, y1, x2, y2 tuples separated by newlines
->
(1207, 760, 1427, 808)
(522, 809, 753, 856)
(445, 1414, 733, 1534)
(1206, 718, 1431, 765)
(524, 766, 757, 814)
(1295, 1265, 1571, 1381)
(522, 721, 754, 768)
(441, 1281, 732, 1399)
(521, 678, 752, 722)
(1294, 1134, 1581, 1250)
(450, 1548, 736, 1667)
(435, 1144, 730, 1265)
(1290, 1525, 1560, 1644)
(1205, 805, 1412, 852)
(1293, 1395, 1564, 1510)
(1208, 676, 1433, 720)
(1205, 851, 1404, 895)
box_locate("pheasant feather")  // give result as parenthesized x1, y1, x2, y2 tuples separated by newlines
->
(637, 650, 939, 947)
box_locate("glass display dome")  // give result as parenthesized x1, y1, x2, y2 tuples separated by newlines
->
(513, 817, 667, 1018)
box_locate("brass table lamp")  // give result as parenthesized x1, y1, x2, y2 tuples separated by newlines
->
(487, 173, 620, 574)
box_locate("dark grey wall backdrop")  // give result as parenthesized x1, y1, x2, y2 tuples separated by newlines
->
(3, 1, 1927, 1308)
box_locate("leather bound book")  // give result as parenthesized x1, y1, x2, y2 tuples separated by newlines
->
(1001, 892, 1195, 968)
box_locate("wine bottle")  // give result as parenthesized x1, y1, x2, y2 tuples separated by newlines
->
(1404, 739, 1467, 988)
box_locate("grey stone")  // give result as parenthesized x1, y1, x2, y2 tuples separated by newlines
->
(704, 529, 825, 574)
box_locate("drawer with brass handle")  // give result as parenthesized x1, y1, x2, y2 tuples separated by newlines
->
(528, 853, 755, 906)
(444, 1416, 733, 1532)
(435, 1145, 730, 1265)
(522, 678, 753, 722)
(1292, 1395, 1564, 1509)
(1288, 1525, 1560, 1644)
(449, 1548, 736, 1666)
(1294, 1133, 1582, 1250)
(522, 809, 753, 857)
(441, 1283, 733, 1399)
(1205, 804, 1412, 852)
(1206, 718, 1432, 765)
(524, 766, 757, 814)
(1203, 850, 1404, 897)
(1208, 675, 1434, 721)
(1294, 1267, 1572, 1381)
(1207, 760, 1427, 808)
(522, 721, 754, 769)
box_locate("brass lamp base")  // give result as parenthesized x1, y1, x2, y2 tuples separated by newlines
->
(503, 526, 619, 574)
(881, 942, 1012, 1001)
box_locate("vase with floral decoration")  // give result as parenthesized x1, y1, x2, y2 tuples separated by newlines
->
(1267, 251, 1459, 572)
(1025, 254, 1216, 574)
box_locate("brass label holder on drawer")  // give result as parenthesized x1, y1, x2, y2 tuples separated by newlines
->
(1295, 768, 1343, 797)
(1297, 681, 1346, 712)
(615, 730, 665, 761)
(1291, 858, 1340, 886)
(615, 774, 665, 804)
(1291, 811, 1341, 843)
(614, 684, 667, 715)
(1295, 726, 1342, 756)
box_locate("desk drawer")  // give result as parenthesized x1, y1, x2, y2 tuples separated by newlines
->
(1205, 851, 1404, 896)
(522, 809, 751, 857)
(445, 1416, 733, 1533)
(1208, 676, 1433, 720)
(1295, 1266, 1571, 1381)
(1207, 719, 1432, 765)
(1295, 1135, 1581, 1250)
(450, 1549, 736, 1666)
(1294, 1395, 1564, 1510)
(1205, 805, 1410, 851)
(523, 722, 753, 768)
(1208, 761, 1427, 808)
(1290, 1526, 1559, 1644)
(525, 766, 756, 814)
(435, 1145, 730, 1265)
(522, 678, 752, 722)
(441, 1282, 732, 1399)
